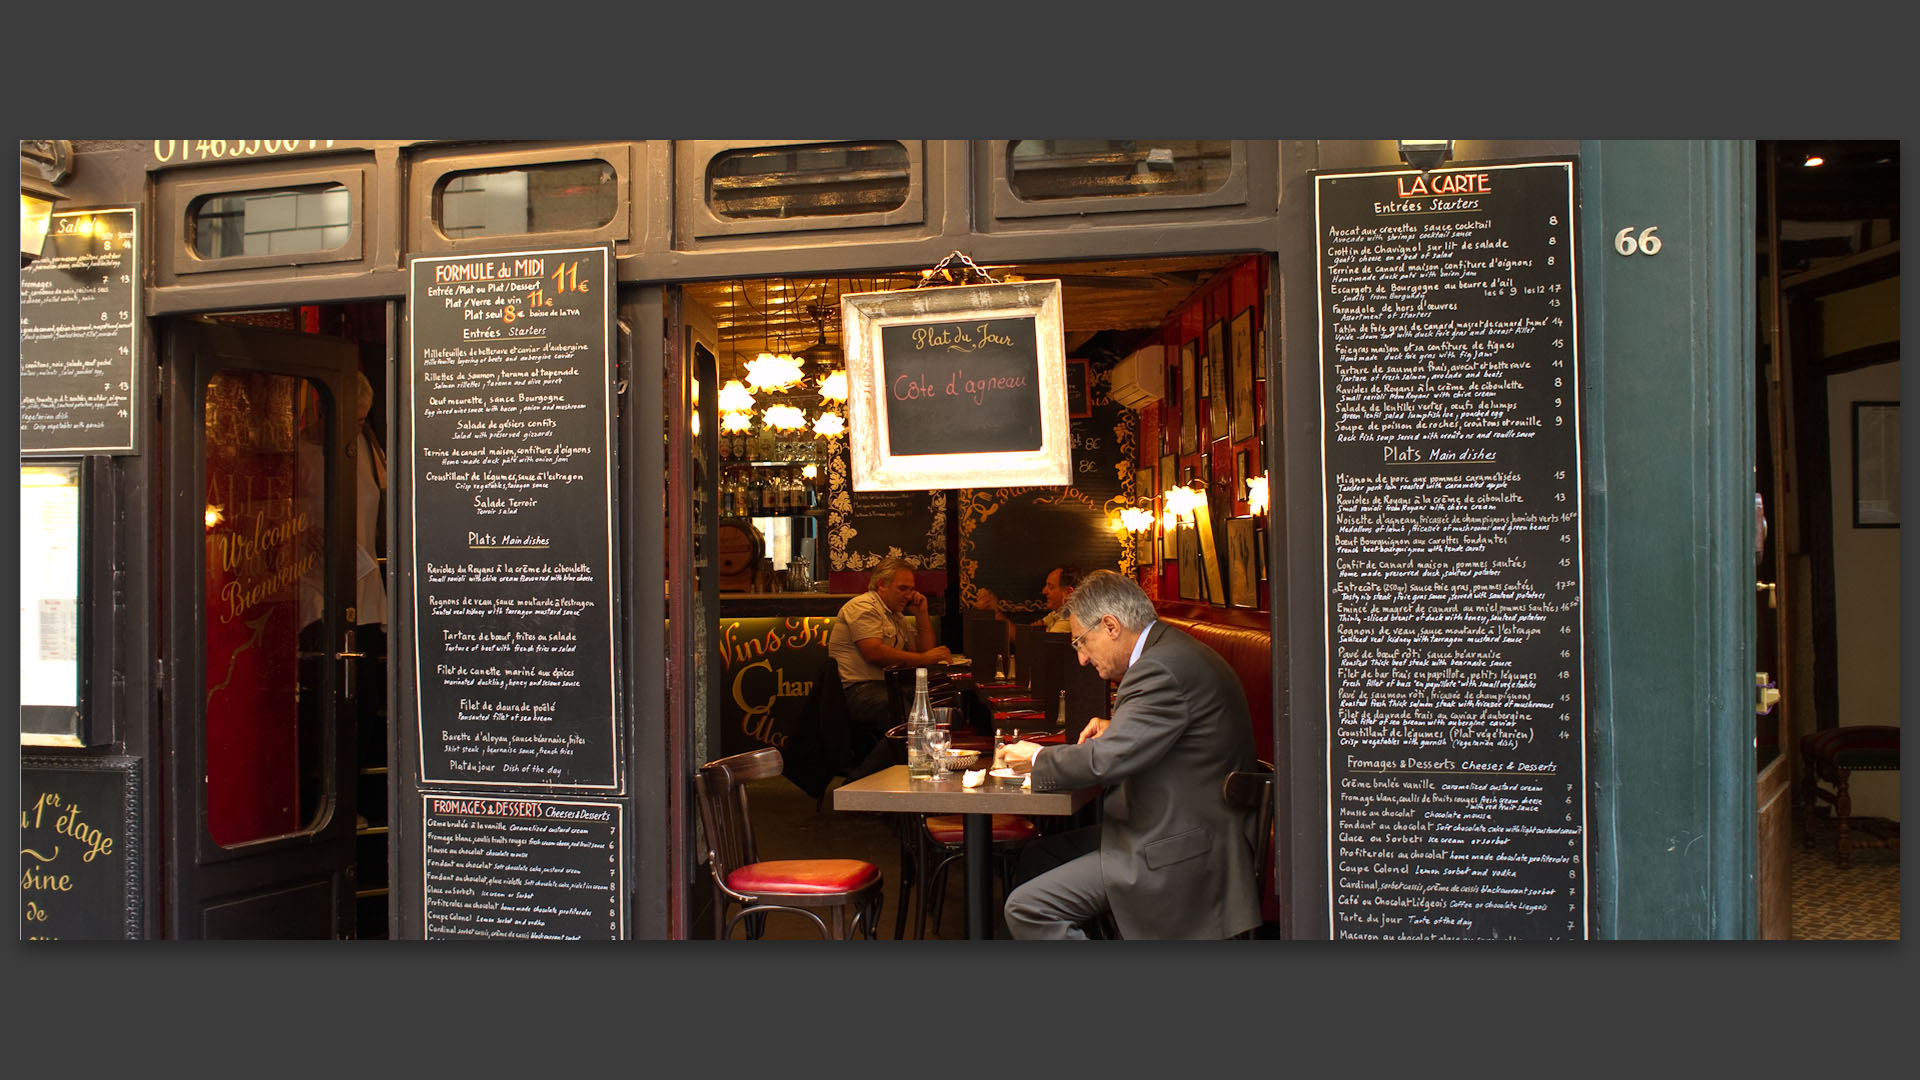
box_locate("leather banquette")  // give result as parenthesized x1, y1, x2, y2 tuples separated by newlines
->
(1151, 600, 1280, 932)
(1151, 601, 1274, 767)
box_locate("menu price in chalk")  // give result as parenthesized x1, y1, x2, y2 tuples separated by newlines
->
(409, 248, 619, 789)
(422, 795, 623, 940)
(1315, 161, 1589, 940)
(19, 209, 139, 454)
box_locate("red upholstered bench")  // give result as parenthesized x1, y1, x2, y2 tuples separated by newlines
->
(1800, 725, 1901, 868)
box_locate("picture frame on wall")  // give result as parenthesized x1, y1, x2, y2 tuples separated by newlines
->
(1230, 309, 1255, 442)
(1177, 523, 1200, 599)
(1157, 453, 1176, 559)
(1227, 516, 1258, 609)
(1853, 401, 1900, 527)
(1207, 319, 1228, 442)
(1179, 341, 1198, 455)
(1236, 448, 1251, 506)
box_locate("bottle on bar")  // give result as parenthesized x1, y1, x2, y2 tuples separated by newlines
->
(1055, 689, 1069, 735)
(907, 668, 936, 780)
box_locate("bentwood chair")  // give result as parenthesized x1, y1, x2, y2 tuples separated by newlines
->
(908, 811, 1039, 939)
(694, 747, 885, 940)
(1223, 761, 1278, 939)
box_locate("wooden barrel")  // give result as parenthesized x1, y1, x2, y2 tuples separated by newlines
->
(716, 519, 762, 591)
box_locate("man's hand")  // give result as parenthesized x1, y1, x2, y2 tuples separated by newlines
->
(920, 645, 952, 664)
(1076, 716, 1110, 744)
(1002, 740, 1043, 772)
(904, 589, 928, 617)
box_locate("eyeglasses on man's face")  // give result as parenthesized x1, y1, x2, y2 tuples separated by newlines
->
(1070, 620, 1103, 653)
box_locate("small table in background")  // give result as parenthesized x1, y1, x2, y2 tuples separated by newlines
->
(832, 765, 1097, 939)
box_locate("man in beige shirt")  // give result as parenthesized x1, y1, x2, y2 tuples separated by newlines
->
(827, 557, 950, 777)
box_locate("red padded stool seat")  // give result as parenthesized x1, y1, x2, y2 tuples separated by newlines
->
(728, 859, 881, 895)
(924, 814, 1039, 845)
(1800, 725, 1901, 868)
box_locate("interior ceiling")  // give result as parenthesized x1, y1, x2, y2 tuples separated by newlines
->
(683, 254, 1243, 383)
(1764, 139, 1900, 276)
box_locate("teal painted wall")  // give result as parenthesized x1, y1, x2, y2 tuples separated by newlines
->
(1578, 141, 1757, 938)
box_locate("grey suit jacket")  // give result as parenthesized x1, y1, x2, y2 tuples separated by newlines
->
(1030, 621, 1261, 939)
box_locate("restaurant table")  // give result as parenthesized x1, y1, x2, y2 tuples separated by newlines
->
(832, 764, 1098, 939)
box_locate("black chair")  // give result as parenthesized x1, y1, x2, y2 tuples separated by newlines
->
(694, 747, 884, 939)
(1223, 761, 1277, 939)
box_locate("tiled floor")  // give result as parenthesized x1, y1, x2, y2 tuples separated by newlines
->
(1791, 814, 1901, 940)
(731, 777, 1901, 941)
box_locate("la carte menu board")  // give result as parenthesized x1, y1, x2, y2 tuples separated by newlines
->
(20, 756, 142, 940)
(409, 248, 619, 790)
(422, 795, 623, 939)
(1316, 161, 1589, 940)
(18, 209, 140, 454)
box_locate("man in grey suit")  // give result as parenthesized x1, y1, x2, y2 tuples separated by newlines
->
(999, 570, 1261, 940)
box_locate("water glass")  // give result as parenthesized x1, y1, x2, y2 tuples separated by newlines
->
(925, 724, 951, 779)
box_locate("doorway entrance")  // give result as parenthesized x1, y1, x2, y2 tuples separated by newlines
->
(161, 306, 392, 938)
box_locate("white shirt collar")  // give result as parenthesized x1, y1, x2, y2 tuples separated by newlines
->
(1127, 620, 1156, 668)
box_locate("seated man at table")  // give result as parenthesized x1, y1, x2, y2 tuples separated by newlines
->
(826, 556, 951, 778)
(998, 570, 1260, 940)
(1034, 565, 1084, 632)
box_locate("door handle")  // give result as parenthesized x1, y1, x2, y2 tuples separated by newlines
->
(1755, 580, 1777, 609)
(1755, 672, 1781, 715)
(338, 627, 364, 700)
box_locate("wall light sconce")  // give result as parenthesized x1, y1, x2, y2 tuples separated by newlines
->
(20, 139, 73, 267)
(1161, 480, 1208, 523)
(1397, 139, 1453, 174)
(1104, 494, 1155, 535)
(1246, 473, 1269, 519)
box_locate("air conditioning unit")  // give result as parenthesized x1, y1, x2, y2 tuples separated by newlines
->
(1107, 344, 1164, 409)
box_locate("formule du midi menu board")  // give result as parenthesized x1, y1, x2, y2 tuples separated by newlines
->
(408, 248, 621, 792)
(1315, 160, 1590, 940)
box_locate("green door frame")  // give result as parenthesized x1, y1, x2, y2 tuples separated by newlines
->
(1578, 140, 1758, 938)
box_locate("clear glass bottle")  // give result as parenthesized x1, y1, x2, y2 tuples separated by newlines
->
(1055, 689, 1069, 734)
(906, 667, 936, 780)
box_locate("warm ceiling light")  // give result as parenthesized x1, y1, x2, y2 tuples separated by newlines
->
(205, 504, 225, 530)
(811, 411, 846, 438)
(763, 404, 808, 431)
(801, 464, 819, 478)
(690, 411, 700, 437)
(1802, 155, 1825, 167)
(718, 379, 756, 413)
(745, 352, 806, 393)
(818, 370, 848, 404)
(720, 411, 753, 433)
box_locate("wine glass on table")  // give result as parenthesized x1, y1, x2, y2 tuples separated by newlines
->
(925, 723, 951, 780)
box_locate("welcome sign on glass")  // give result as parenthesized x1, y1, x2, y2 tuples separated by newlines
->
(843, 280, 1071, 491)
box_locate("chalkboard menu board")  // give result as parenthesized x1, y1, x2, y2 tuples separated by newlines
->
(20, 756, 142, 940)
(421, 794, 623, 939)
(408, 248, 619, 790)
(1315, 161, 1589, 940)
(18, 209, 139, 454)
(881, 317, 1042, 455)
(844, 281, 1070, 491)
